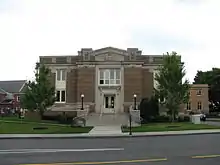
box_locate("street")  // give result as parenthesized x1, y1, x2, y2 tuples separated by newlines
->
(0, 134, 220, 165)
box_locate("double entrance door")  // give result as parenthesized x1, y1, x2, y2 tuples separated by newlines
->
(103, 94, 115, 113)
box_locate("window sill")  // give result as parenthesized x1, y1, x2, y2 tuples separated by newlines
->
(55, 102, 66, 104)
(99, 84, 121, 86)
(56, 80, 66, 82)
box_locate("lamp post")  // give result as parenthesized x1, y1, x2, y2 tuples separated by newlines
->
(129, 110, 132, 135)
(81, 94, 84, 110)
(133, 94, 137, 110)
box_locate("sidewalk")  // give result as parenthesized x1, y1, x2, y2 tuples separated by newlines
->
(88, 126, 122, 135)
(1, 129, 220, 139)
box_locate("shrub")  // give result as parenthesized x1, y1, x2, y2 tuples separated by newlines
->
(177, 115, 190, 122)
(152, 115, 170, 122)
(140, 96, 159, 122)
(42, 111, 77, 123)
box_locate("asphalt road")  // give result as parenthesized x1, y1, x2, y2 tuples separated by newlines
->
(0, 134, 220, 165)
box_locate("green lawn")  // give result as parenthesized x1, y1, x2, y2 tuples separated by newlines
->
(0, 116, 59, 124)
(122, 122, 220, 133)
(0, 122, 93, 134)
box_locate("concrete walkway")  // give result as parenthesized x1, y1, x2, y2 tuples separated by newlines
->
(88, 126, 122, 135)
(1, 129, 220, 139)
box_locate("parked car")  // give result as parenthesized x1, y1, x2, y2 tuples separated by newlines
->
(200, 114, 206, 121)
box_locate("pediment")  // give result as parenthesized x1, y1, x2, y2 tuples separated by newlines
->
(94, 47, 127, 56)
(94, 47, 127, 61)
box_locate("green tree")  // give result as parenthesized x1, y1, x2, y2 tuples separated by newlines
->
(194, 68, 220, 112)
(155, 52, 190, 122)
(140, 96, 159, 122)
(21, 63, 55, 117)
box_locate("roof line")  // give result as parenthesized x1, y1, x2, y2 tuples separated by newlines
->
(19, 81, 27, 93)
(0, 88, 7, 94)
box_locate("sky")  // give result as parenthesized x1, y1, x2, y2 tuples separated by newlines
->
(0, 0, 219, 82)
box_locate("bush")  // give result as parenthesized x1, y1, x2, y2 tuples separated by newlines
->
(141, 115, 170, 123)
(152, 115, 170, 122)
(41, 111, 60, 121)
(177, 115, 190, 122)
(142, 115, 190, 123)
(25, 111, 41, 120)
(140, 96, 159, 122)
(42, 111, 77, 124)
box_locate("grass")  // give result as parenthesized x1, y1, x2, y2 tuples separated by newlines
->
(0, 121, 93, 134)
(122, 122, 220, 133)
(0, 116, 59, 124)
(0, 116, 92, 134)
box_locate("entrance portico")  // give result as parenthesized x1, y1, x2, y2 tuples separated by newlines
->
(96, 86, 123, 114)
(103, 94, 115, 113)
(95, 61, 125, 114)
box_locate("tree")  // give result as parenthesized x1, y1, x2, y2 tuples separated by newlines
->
(155, 52, 190, 122)
(21, 63, 56, 117)
(194, 68, 220, 112)
(140, 96, 159, 123)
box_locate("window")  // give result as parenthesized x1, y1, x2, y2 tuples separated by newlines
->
(17, 96, 20, 102)
(159, 95, 165, 103)
(99, 69, 121, 85)
(186, 102, 191, 110)
(99, 70, 104, 84)
(56, 90, 66, 102)
(197, 89, 202, 96)
(197, 101, 202, 110)
(56, 69, 66, 81)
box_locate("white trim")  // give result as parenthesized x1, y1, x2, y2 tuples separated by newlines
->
(55, 90, 66, 103)
(98, 69, 121, 86)
(197, 101, 202, 110)
(19, 81, 27, 93)
(196, 89, 202, 96)
(17, 96, 20, 102)
(56, 69, 66, 81)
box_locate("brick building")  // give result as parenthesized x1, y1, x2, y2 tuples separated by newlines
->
(185, 84, 209, 114)
(40, 47, 209, 117)
(0, 80, 26, 110)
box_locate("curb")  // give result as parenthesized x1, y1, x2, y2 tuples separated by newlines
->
(1, 131, 220, 139)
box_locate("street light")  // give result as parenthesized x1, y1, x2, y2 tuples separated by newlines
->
(133, 94, 137, 110)
(81, 94, 84, 110)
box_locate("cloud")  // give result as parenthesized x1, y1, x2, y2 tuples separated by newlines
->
(0, 0, 220, 82)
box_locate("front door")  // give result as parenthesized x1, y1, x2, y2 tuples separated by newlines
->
(103, 95, 115, 113)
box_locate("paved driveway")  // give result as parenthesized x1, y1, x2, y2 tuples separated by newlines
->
(205, 121, 220, 126)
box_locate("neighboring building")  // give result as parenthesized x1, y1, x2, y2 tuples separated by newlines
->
(185, 84, 209, 114)
(0, 80, 27, 109)
(40, 47, 183, 114)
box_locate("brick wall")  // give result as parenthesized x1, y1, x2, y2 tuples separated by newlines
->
(66, 69, 77, 103)
(124, 67, 143, 102)
(142, 69, 154, 99)
(76, 67, 95, 102)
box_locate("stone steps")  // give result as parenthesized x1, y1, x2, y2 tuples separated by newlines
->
(86, 113, 128, 126)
